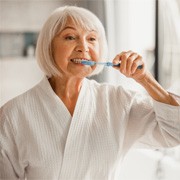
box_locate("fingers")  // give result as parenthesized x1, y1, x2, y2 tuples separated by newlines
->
(112, 51, 129, 71)
(120, 50, 132, 74)
(113, 50, 144, 77)
(131, 55, 143, 74)
(112, 51, 125, 65)
(126, 53, 139, 75)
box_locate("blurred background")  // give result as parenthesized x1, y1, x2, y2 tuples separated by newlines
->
(0, 0, 180, 179)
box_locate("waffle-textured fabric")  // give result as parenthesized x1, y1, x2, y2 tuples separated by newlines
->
(0, 76, 180, 180)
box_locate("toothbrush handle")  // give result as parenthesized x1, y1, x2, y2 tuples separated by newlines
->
(112, 63, 143, 69)
(81, 60, 143, 69)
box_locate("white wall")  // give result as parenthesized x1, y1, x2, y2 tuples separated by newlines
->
(105, 0, 155, 85)
(0, 0, 61, 32)
(0, 58, 43, 106)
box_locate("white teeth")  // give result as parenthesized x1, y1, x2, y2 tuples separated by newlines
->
(71, 58, 87, 64)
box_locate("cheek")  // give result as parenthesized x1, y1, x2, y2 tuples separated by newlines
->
(52, 52, 67, 74)
(90, 44, 100, 60)
(53, 45, 70, 65)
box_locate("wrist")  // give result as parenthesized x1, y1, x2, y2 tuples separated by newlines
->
(135, 71, 151, 85)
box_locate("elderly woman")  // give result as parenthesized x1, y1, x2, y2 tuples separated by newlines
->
(0, 6, 180, 180)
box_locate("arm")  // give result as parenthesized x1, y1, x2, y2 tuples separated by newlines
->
(113, 50, 180, 148)
(136, 71, 179, 106)
(0, 109, 24, 179)
(113, 50, 180, 106)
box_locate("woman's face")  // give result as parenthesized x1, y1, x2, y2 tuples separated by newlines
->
(52, 18, 100, 78)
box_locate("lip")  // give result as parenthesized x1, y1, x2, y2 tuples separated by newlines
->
(70, 58, 94, 66)
(70, 58, 92, 61)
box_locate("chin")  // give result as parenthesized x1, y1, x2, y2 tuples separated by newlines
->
(70, 66, 93, 76)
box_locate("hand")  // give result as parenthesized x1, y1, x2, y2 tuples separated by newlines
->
(113, 51, 179, 106)
(113, 50, 146, 81)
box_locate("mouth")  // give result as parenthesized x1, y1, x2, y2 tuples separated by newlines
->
(70, 58, 91, 64)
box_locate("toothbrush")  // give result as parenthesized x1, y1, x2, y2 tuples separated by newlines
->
(71, 59, 143, 69)
(81, 60, 120, 67)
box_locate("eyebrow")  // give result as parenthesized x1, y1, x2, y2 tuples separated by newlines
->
(61, 26, 97, 33)
(61, 26, 77, 32)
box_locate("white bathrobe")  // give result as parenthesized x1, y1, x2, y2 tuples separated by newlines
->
(0, 76, 180, 180)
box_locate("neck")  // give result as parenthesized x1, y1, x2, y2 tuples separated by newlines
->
(48, 76, 84, 116)
(49, 76, 83, 99)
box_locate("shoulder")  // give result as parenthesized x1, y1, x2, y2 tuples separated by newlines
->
(85, 78, 133, 103)
(85, 78, 148, 105)
(85, 78, 129, 95)
(0, 79, 43, 118)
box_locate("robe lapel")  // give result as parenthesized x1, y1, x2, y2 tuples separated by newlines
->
(40, 76, 72, 130)
(58, 78, 93, 179)
(39, 76, 73, 160)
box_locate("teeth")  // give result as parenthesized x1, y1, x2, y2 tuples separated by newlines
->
(71, 58, 88, 64)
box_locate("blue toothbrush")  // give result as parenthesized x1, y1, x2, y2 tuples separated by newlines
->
(79, 60, 143, 69)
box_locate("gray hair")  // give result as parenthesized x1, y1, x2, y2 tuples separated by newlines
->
(35, 6, 108, 77)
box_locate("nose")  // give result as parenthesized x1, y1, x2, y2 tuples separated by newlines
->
(75, 39, 89, 52)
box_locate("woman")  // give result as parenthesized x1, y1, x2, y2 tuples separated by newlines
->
(0, 6, 180, 180)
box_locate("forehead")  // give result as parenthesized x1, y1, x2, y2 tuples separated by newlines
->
(63, 18, 82, 31)
(62, 16, 97, 32)
(58, 18, 99, 38)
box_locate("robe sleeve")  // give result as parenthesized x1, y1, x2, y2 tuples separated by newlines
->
(0, 108, 25, 179)
(122, 90, 180, 150)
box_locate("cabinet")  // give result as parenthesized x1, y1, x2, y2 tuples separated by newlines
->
(0, 1, 62, 57)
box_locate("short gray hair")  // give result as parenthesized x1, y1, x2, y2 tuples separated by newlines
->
(35, 6, 108, 77)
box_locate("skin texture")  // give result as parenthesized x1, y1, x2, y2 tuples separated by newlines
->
(49, 18, 179, 116)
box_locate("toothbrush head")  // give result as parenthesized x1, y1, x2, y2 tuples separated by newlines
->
(81, 60, 95, 66)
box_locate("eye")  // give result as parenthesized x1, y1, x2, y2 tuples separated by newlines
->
(89, 37, 96, 41)
(65, 36, 76, 40)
